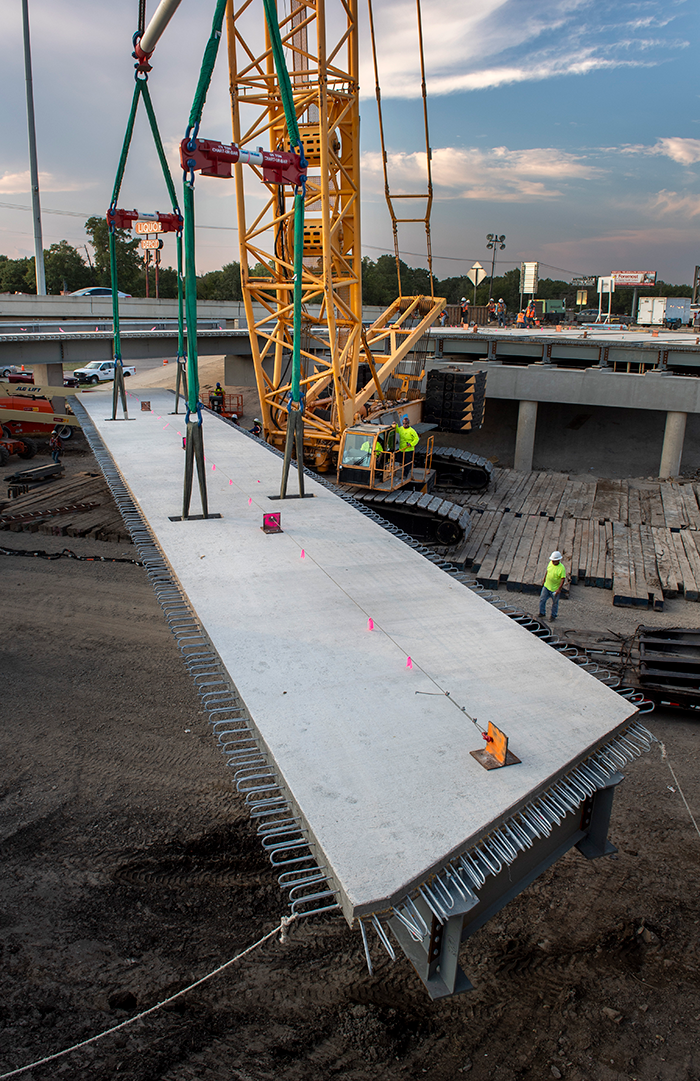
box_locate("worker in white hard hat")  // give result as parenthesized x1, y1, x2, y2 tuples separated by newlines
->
(496, 297, 507, 327)
(539, 550, 566, 621)
(461, 296, 470, 325)
(250, 418, 263, 437)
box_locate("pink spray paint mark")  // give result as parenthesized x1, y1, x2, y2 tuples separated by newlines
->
(163, 423, 169, 429)
(248, 497, 252, 504)
(300, 549, 305, 559)
(367, 617, 374, 631)
(212, 463, 216, 472)
(406, 657, 413, 669)
(257, 480, 261, 484)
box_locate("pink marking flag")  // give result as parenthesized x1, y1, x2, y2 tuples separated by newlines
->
(367, 617, 374, 631)
(406, 657, 413, 669)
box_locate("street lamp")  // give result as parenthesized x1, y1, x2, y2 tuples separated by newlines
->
(486, 233, 506, 303)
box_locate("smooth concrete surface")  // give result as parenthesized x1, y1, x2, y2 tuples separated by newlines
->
(659, 411, 688, 479)
(431, 360, 700, 415)
(79, 388, 636, 921)
(513, 399, 538, 472)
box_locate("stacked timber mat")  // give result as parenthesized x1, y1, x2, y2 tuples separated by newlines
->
(455, 469, 700, 611)
(0, 470, 132, 544)
(424, 369, 487, 431)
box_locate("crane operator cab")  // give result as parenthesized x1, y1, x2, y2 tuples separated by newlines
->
(337, 422, 435, 493)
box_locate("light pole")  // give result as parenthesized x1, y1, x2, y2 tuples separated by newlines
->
(21, 0, 46, 294)
(486, 233, 506, 304)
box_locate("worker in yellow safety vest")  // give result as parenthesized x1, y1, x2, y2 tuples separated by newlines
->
(361, 436, 384, 462)
(539, 550, 566, 621)
(396, 415, 418, 450)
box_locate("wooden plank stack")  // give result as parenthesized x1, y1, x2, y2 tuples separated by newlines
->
(460, 469, 700, 611)
(0, 472, 132, 544)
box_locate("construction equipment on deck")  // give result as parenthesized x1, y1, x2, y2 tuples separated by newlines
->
(337, 420, 471, 545)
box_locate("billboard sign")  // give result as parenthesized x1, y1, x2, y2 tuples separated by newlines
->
(571, 276, 597, 287)
(611, 271, 656, 286)
(520, 261, 538, 295)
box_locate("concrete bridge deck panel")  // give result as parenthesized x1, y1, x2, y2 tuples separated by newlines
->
(79, 388, 635, 920)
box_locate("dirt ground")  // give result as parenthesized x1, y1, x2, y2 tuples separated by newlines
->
(2, 398, 700, 1081)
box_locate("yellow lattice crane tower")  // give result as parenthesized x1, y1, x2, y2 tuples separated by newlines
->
(225, 0, 444, 471)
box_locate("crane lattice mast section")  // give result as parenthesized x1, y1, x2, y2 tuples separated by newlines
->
(226, 0, 444, 468)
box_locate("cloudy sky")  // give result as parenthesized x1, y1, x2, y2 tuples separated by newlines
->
(1, 0, 698, 284)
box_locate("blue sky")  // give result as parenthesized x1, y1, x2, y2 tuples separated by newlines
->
(1, 0, 698, 284)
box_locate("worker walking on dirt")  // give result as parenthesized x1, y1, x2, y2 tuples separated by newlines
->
(539, 551, 566, 622)
(49, 428, 63, 464)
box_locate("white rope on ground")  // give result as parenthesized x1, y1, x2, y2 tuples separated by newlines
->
(0, 914, 297, 1080)
(660, 742, 700, 841)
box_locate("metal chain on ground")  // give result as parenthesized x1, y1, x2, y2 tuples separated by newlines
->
(0, 544, 142, 565)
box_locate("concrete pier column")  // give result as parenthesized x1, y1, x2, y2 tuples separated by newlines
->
(659, 411, 687, 479)
(514, 399, 538, 473)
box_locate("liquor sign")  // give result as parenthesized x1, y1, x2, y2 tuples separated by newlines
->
(611, 271, 656, 287)
(140, 237, 163, 250)
(520, 261, 538, 295)
(135, 220, 163, 235)
(571, 276, 597, 288)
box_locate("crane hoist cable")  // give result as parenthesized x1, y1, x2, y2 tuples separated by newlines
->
(261, 0, 308, 499)
(367, 0, 435, 300)
(106, 23, 185, 425)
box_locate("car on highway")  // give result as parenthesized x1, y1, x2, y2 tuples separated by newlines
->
(574, 309, 622, 325)
(68, 287, 131, 298)
(1, 364, 21, 378)
(73, 360, 136, 384)
(7, 371, 80, 387)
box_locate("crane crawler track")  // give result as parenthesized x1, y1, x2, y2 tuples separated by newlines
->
(415, 446, 494, 491)
(343, 487, 472, 547)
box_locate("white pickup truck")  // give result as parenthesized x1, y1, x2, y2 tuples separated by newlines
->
(74, 360, 137, 384)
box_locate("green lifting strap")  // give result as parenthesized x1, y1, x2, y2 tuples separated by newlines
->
(187, 0, 228, 136)
(107, 73, 185, 419)
(179, 0, 227, 520)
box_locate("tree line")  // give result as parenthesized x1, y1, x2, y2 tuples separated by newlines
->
(0, 225, 692, 315)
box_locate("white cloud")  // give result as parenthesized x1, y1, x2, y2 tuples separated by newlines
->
(618, 137, 700, 164)
(362, 145, 600, 202)
(359, 0, 688, 98)
(652, 137, 700, 165)
(646, 189, 700, 217)
(0, 171, 90, 194)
